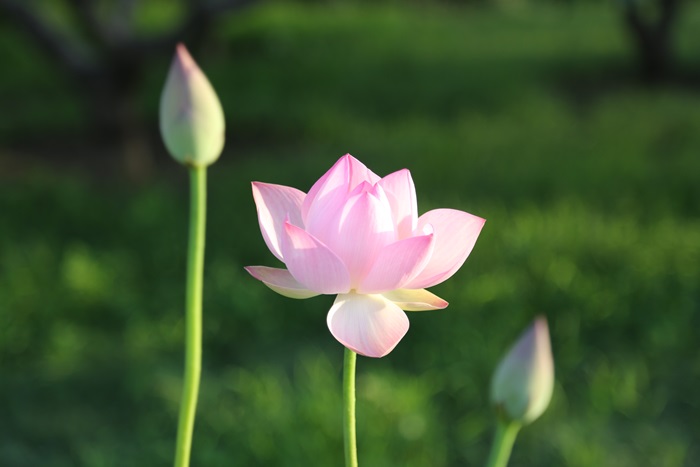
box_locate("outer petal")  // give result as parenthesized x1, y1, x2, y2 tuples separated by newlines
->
(302, 154, 380, 227)
(281, 221, 351, 294)
(308, 184, 396, 287)
(358, 234, 434, 294)
(327, 293, 409, 358)
(378, 169, 417, 239)
(252, 182, 306, 261)
(405, 209, 485, 289)
(245, 266, 319, 299)
(382, 288, 449, 311)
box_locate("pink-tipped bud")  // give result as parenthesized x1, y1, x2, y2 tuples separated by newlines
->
(490, 317, 554, 424)
(159, 43, 225, 167)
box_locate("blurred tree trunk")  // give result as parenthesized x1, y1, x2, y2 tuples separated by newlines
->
(622, 0, 681, 83)
(0, 0, 255, 180)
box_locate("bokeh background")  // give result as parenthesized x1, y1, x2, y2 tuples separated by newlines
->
(1, 0, 700, 465)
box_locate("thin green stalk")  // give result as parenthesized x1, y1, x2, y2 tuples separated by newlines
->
(485, 420, 521, 467)
(174, 166, 207, 467)
(343, 348, 358, 467)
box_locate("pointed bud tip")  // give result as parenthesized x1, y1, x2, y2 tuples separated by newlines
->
(533, 315, 548, 333)
(175, 43, 196, 70)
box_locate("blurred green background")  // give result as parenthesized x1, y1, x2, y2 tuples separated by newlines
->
(1, 0, 700, 465)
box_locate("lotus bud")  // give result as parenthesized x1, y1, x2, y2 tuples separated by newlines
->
(490, 317, 554, 425)
(160, 43, 225, 167)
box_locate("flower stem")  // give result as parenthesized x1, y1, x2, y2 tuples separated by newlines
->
(174, 166, 207, 467)
(485, 420, 521, 467)
(343, 348, 358, 467)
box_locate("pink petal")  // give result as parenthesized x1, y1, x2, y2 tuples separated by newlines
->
(244, 266, 319, 299)
(358, 234, 434, 294)
(302, 154, 381, 226)
(252, 182, 306, 261)
(281, 221, 351, 294)
(307, 184, 396, 287)
(327, 293, 409, 358)
(378, 169, 417, 239)
(405, 209, 485, 289)
(382, 288, 449, 311)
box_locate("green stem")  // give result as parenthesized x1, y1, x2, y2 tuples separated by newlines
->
(343, 348, 358, 467)
(174, 166, 207, 467)
(485, 420, 521, 467)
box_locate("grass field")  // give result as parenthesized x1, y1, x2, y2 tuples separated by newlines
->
(1, 2, 700, 466)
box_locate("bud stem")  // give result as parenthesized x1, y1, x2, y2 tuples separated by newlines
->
(174, 166, 207, 467)
(343, 348, 358, 467)
(485, 420, 521, 467)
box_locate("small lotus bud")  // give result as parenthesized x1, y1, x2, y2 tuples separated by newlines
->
(160, 43, 225, 167)
(490, 317, 554, 424)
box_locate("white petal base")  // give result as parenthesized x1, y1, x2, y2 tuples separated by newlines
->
(327, 293, 409, 358)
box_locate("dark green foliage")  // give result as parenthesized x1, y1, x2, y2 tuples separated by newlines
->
(1, 2, 700, 466)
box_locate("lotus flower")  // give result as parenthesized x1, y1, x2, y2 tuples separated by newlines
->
(490, 317, 554, 424)
(246, 155, 485, 358)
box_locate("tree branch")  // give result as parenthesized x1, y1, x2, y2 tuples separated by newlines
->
(65, 0, 113, 49)
(121, 0, 258, 57)
(658, 0, 680, 35)
(0, 0, 94, 77)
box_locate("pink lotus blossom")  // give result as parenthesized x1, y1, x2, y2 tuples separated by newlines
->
(246, 155, 485, 358)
